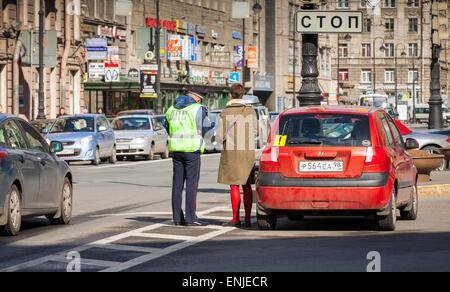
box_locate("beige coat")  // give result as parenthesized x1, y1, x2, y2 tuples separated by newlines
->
(217, 100, 258, 186)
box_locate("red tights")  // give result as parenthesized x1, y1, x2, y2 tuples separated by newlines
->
(230, 185, 253, 223)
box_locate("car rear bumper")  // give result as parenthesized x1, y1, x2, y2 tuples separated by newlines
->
(256, 172, 393, 211)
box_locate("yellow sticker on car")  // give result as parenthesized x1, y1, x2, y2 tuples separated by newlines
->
(273, 135, 287, 147)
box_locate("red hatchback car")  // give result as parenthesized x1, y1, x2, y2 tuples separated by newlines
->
(256, 106, 419, 231)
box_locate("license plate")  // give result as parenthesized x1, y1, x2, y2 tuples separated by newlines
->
(299, 161, 344, 173)
(58, 149, 74, 155)
(117, 145, 129, 150)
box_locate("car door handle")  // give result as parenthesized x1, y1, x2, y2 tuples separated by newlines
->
(18, 155, 25, 163)
(40, 160, 46, 166)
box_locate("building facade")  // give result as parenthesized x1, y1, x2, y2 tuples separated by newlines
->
(0, 0, 84, 119)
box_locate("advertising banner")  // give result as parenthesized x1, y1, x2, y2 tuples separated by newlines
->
(140, 64, 159, 98)
(236, 46, 243, 67)
(248, 47, 257, 68)
(189, 38, 198, 62)
(167, 34, 182, 61)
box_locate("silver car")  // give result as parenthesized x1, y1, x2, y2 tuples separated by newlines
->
(111, 115, 169, 161)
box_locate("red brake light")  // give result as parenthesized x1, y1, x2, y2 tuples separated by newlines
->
(260, 146, 280, 173)
(364, 147, 389, 172)
(0, 151, 8, 164)
(447, 138, 450, 144)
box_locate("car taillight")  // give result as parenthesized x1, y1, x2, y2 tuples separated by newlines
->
(447, 138, 450, 144)
(260, 146, 280, 172)
(0, 151, 8, 164)
(364, 147, 389, 172)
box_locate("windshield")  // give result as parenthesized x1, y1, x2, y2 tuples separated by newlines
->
(112, 118, 151, 131)
(277, 113, 372, 147)
(360, 96, 388, 108)
(51, 117, 95, 133)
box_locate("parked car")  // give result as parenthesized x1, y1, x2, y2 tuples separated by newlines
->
(269, 112, 280, 128)
(0, 114, 73, 236)
(203, 112, 222, 153)
(394, 119, 450, 171)
(45, 114, 116, 166)
(244, 95, 271, 149)
(257, 106, 419, 231)
(30, 119, 56, 136)
(117, 109, 156, 117)
(414, 104, 449, 124)
(111, 115, 169, 161)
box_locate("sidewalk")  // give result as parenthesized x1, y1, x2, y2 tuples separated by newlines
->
(418, 171, 450, 197)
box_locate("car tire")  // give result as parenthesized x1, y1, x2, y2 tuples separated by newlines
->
(145, 144, 155, 161)
(422, 146, 445, 172)
(92, 148, 100, 166)
(161, 144, 170, 159)
(400, 184, 419, 221)
(4, 185, 21, 236)
(376, 189, 397, 231)
(117, 156, 124, 161)
(47, 178, 73, 225)
(257, 204, 277, 230)
(109, 147, 117, 164)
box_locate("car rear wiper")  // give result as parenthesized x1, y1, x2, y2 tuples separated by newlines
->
(287, 140, 323, 145)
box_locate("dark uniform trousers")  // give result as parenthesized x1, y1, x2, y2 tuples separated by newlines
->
(172, 151, 201, 223)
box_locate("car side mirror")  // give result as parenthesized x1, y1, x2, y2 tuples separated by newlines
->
(98, 125, 107, 132)
(50, 141, 64, 154)
(406, 138, 419, 150)
(42, 128, 49, 134)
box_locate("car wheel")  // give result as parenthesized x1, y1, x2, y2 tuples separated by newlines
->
(257, 204, 277, 230)
(161, 143, 169, 159)
(92, 148, 100, 166)
(145, 144, 155, 161)
(109, 147, 117, 164)
(117, 156, 124, 162)
(47, 178, 72, 225)
(376, 188, 397, 231)
(4, 185, 21, 236)
(422, 146, 445, 172)
(400, 184, 419, 221)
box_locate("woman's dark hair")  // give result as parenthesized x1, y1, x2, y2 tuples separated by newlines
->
(230, 83, 245, 99)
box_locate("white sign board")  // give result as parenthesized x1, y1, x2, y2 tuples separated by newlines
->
(296, 11, 363, 33)
(398, 105, 408, 121)
(105, 66, 120, 82)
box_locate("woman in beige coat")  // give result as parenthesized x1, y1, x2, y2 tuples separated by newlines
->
(217, 83, 258, 228)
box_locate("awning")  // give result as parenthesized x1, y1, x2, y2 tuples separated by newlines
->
(84, 77, 140, 91)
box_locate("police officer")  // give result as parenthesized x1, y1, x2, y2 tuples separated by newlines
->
(166, 88, 214, 226)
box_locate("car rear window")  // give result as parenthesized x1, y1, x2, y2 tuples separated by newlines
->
(277, 113, 372, 147)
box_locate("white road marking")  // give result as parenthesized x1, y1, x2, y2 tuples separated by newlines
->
(0, 206, 235, 272)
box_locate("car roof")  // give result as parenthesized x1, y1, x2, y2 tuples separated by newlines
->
(57, 114, 103, 118)
(281, 105, 379, 116)
(113, 115, 152, 119)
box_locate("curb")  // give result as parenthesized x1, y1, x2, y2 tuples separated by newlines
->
(418, 184, 450, 197)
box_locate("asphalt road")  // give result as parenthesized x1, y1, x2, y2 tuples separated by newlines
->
(0, 154, 449, 272)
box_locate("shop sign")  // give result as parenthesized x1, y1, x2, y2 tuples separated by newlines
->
(113, 27, 127, 41)
(211, 71, 227, 86)
(177, 20, 187, 34)
(87, 38, 107, 47)
(98, 26, 114, 38)
(88, 62, 105, 79)
(190, 69, 209, 84)
(128, 68, 139, 78)
(195, 25, 207, 38)
(232, 32, 242, 40)
(146, 18, 177, 32)
(166, 34, 182, 61)
(254, 75, 274, 92)
(140, 64, 158, 98)
(86, 46, 108, 60)
(105, 63, 120, 82)
(189, 38, 198, 62)
(236, 46, 243, 67)
(247, 46, 257, 68)
(187, 23, 196, 36)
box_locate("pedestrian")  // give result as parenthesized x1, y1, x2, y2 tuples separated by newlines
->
(217, 83, 258, 228)
(57, 107, 66, 118)
(97, 107, 104, 115)
(166, 88, 215, 227)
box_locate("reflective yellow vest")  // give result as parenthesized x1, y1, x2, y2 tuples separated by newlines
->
(166, 103, 205, 153)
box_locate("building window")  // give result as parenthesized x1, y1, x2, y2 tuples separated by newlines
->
(383, 0, 395, 8)
(385, 18, 395, 32)
(339, 44, 348, 58)
(409, 43, 418, 57)
(409, 18, 418, 33)
(362, 43, 371, 57)
(384, 43, 394, 57)
(337, 0, 349, 8)
(407, 0, 419, 8)
(385, 69, 395, 83)
(408, 69, 418, 83)
(339, 69, 349, 81)
(364, 18, 372, 33)
(361, 69, 372, 83)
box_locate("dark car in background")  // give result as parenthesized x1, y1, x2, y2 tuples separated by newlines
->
(0, 115, 73, 236)
(30, 119, 56, 136)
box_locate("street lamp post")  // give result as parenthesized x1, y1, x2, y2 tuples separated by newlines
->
(252, 2, 262, 71)
(372, 37, 385, 95)
(37, 0, 46, 120)
(394, 43, 406, 111)
(155, 0, 162, 114)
